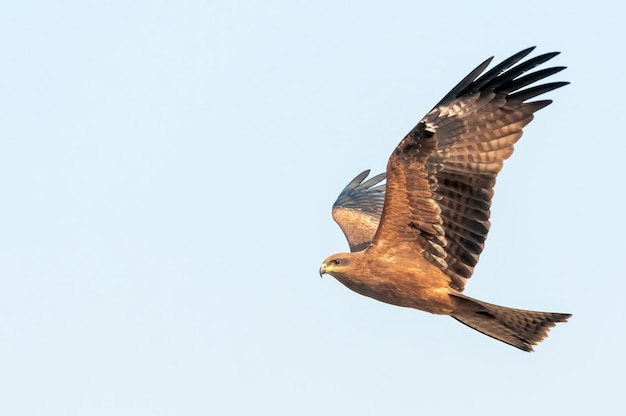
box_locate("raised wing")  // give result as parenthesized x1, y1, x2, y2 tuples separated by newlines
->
(332, 170, 386, 252)
(373, 47, 568, 291)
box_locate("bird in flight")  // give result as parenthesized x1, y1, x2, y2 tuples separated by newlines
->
(320, 47, 571, 352)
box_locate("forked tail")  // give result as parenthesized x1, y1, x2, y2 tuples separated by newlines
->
(450, 294, 571, 352)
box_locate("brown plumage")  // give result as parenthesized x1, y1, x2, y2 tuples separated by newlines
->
(320, 47, 571, 352)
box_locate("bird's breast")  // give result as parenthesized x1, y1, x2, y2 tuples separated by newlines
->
(334, 256, 454, 314)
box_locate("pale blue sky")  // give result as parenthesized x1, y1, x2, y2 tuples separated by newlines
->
(1, 1, 624, 415)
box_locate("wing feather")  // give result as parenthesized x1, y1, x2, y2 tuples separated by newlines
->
(332, 170, 386, 252)
(372, 48, 568, 291)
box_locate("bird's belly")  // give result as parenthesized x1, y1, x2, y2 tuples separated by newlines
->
(336, 269, 454, 315)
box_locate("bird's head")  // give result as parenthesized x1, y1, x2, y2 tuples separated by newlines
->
(319, 253, 353, 278)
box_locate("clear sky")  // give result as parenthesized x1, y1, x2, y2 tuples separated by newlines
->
(1, 1, 623, 415)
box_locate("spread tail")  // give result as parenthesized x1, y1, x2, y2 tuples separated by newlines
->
(450, 294, 571, 352)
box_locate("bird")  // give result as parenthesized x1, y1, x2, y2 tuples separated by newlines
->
(319, 47, 571, 352)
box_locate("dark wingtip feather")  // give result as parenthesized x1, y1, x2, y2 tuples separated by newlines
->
(509, 81, 570, 103)
(486, 52, 563, 92)
(433, 47, 567, 110)
(497, 66, 567, 94)
(470, 47, 537, 91)
(434, 56, 494, 108)
(524, 99, 553, 112)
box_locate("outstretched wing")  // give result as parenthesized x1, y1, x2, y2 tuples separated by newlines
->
(373, 47, 568, 292)
(332, 170, 386, 252)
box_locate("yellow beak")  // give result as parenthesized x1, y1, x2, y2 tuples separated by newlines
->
(319, 262, 327, 278)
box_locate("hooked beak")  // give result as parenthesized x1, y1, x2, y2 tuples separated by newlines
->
(319, 262, 327, 278)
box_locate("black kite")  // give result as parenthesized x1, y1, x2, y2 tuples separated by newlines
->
(320, 47, 571, 352)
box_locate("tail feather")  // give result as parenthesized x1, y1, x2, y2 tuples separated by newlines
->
(450, 294, 571, 352)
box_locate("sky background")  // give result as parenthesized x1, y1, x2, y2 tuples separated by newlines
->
(1, 1, 624, 415)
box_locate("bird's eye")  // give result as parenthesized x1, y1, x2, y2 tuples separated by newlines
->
(332, 259, 341, 265)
